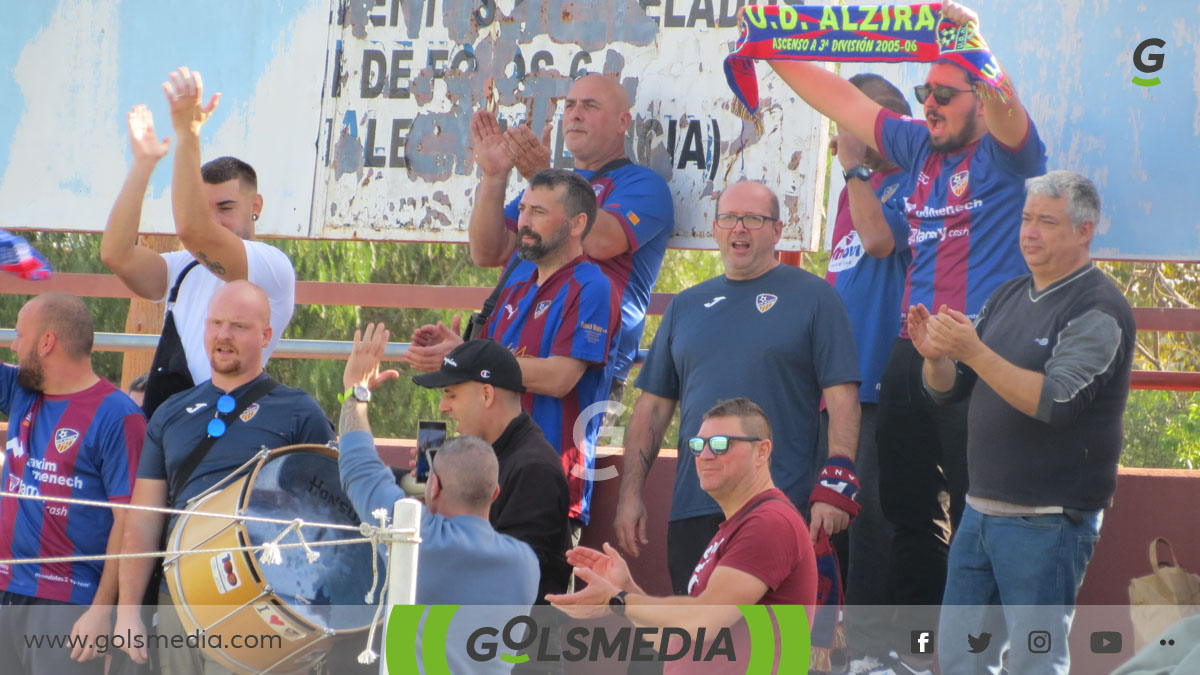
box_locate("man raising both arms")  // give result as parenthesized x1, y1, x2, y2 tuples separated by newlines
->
(766, 1, 1047, 611)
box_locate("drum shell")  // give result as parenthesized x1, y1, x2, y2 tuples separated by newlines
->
(164, 444, 372, 674)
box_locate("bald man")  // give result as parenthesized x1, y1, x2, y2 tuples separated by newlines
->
(410, 74, 675, 405)
(116, 281, 333, 673)
(0, 293, 145, 674)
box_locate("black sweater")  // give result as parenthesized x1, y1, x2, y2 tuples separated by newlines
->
(490, 413, 572, 601)
(931, 264, 1135, 509)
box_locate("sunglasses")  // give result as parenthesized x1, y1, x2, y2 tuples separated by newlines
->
(913, 84, 974, 106)
(686, 435, 761, 456)
(715, 214, 775, 230)
(206, 394, 236, 438)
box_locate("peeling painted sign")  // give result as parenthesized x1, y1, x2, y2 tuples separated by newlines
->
(2, 0, 1199, 259)
(312, 0, 827, 249)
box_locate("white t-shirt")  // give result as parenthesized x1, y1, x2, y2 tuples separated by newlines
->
(159, 240, 296, 383)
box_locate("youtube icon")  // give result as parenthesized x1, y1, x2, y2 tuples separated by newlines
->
(1091, 631, 1123, 654)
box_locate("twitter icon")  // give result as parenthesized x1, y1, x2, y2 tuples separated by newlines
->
(967, 633, 992, 653)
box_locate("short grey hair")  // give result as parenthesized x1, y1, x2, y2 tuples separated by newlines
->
(1025, 171, 1101, 231)
(433, 435, 498, 510)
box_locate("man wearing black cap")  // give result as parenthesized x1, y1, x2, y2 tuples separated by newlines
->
(413, 338, 573, 601)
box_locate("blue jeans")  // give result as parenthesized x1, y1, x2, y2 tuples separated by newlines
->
(937, 504, 1102, 675)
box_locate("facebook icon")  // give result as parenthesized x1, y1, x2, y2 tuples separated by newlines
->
(911, 630, 935, 654)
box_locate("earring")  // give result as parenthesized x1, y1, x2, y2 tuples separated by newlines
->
(251, 214, 259, 221)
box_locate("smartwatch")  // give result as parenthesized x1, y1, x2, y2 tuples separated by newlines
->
(843, 165, 872, 182)
(608, 591, 629, 615)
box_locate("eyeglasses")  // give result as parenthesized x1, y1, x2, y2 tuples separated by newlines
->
(715, 214, 775, 230)
(913, 84, 975, 106)
(206, 394, 236, 438)
(686, 435, 761, 456)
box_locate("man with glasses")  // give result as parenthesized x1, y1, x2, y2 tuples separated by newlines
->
(765, 1, 1047, 611)
(613, 180, 861, 597)
(116, 281, 333, 673)
(550, 398, 816, 675)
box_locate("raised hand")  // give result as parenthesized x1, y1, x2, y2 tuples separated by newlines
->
(344, 322, 401, 391)
(504, 123, 554, 180)
(127, 105, 171, 162)
(470, 109, 516, 178)
(162, 66, 221, 137)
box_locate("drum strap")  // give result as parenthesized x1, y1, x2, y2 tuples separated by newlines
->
(169, 376, 281, 504)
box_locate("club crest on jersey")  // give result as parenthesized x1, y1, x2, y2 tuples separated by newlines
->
(534, 300, 552, 319)
(54, 428, 80, 454)
(239, 403, 260, 423)
(880, 184, 899, 202)
(755, 293, 778, 313)
(950, 170, 970, 197)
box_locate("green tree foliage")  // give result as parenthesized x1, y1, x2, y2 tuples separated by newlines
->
(3, 233, 1197, 467)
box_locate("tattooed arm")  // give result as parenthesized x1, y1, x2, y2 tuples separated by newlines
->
(613, 392, 678, 557)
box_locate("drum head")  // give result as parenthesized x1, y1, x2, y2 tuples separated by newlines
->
(242, 447, 382, 631)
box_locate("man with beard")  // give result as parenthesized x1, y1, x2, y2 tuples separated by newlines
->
(0, 293, 146, 675)
(418, 73, 673, 412)
(765, 1, 1047, 612)
(405, 169, 618, 536)
(115, 281, 333, 674)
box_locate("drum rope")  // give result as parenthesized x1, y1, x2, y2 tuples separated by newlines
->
(356, 507, 396, 665)
(0, 489, 421, 567)
(0, 488, 368, 533)
(0, 537, 377, 566)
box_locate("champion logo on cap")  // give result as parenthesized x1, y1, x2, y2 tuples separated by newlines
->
(480, 370, 491, 378)
(444, 357, 458, 367)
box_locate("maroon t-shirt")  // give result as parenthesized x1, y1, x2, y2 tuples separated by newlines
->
(666, 488, 817, 674)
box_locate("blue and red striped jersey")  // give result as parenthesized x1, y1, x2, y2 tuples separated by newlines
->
(875, 108, 1047, 337)
(505, 163, 674, 381)
(0, 364, 145, 605)
(488, 256, 618, 525)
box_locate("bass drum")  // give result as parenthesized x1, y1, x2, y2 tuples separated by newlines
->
(164, 444, 383, 674)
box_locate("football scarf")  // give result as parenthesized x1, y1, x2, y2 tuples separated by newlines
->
(1, 229, 53, 281)
(724, 3, 1014, 117)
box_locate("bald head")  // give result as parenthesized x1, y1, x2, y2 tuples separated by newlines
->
(204, 280, 272, 381)
(570, 74, 629, 111)
(430, 435, 499, 513)
(24, 292, 94, 360)
(562, 74, 632, 169)
(718, 180, 780, 220)
(208, 280, 271, 324)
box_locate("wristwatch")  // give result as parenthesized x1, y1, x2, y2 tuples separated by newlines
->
(843, 165, 872, 182)
(609, 591, 629, 615)
(338, 385, 372, 404)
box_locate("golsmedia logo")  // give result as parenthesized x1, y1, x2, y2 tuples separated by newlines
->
(386, 605, 810, 673)
(1132, 37, 1165, 87)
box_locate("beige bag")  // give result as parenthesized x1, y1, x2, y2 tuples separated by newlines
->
(1128, 537, 1200, 651)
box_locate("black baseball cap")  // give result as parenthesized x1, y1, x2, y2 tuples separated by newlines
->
(411, 339, 525, 393)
